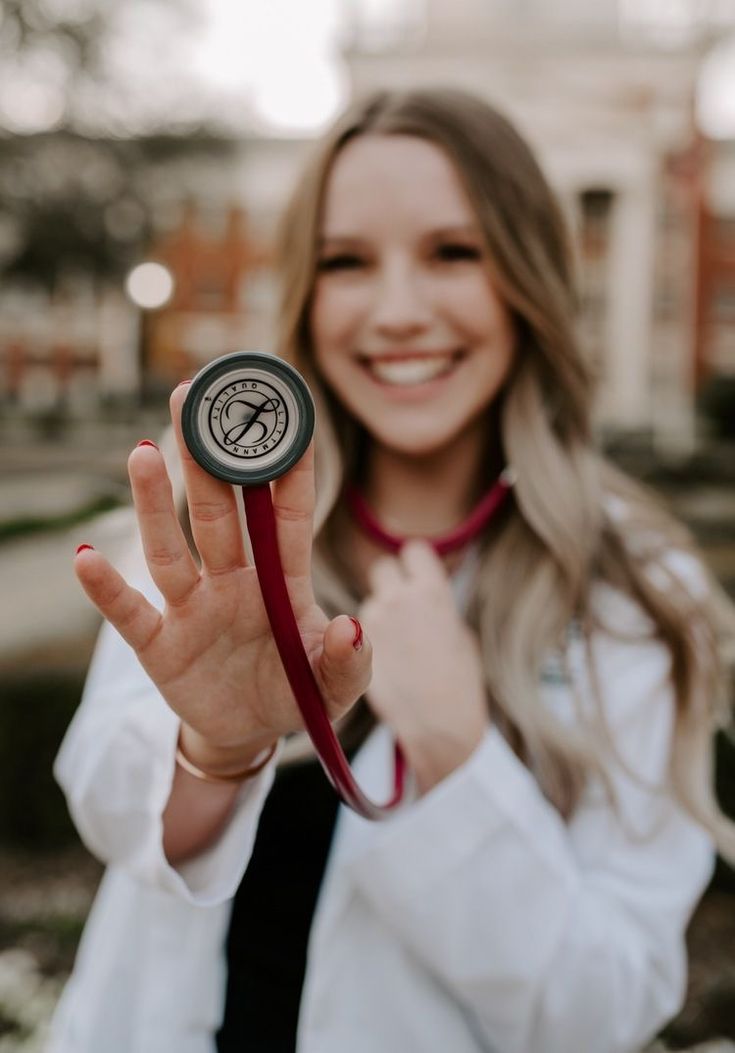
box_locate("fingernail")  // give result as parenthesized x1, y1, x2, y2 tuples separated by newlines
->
(349, 617, 363, 652)
(177, 378, 192, 386)
(136, 439, 158, 449)
(76, 543, 95, 555)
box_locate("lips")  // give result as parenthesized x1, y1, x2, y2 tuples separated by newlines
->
(358, 350, 464, 387)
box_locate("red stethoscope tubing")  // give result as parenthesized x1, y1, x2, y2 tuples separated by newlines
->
(242, 483, 407, 820)
(346, 474, 513, 556)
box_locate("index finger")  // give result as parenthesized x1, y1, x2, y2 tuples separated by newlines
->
(170, 381, 248, 575)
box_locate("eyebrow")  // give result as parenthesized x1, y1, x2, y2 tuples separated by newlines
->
(318, 224, 483, 245)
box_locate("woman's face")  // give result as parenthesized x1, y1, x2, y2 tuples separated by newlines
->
(310, 134, 516, 459)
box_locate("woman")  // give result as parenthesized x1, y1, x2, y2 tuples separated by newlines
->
(49, 87, 734, 1053)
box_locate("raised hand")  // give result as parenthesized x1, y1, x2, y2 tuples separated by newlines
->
(74, 381, 371, 768)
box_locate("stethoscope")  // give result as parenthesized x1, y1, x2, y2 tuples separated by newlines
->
(181, 350, 406, 821)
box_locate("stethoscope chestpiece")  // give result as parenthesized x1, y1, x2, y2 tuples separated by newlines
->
(181, 351, 314, 486)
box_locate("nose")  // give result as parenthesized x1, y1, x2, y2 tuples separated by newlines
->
(370, 258, 432, 339)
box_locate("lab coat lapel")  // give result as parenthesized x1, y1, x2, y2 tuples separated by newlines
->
(308, 725, 402, 943)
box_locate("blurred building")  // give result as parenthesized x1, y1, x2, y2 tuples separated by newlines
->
(0, 136, 312, 410)
(699, 139, 735, 381)
(0, 281, 123, 414)
(144, 203, 264, 387)
(342, 0, 735, 452)
(140, 138, 313, 387)
(1, 0, 734, 455)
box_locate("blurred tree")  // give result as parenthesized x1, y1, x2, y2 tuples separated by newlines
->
(0, 0, 239, 288)
(0, 0, 107, 117)
(0, 132, 237, 289)
(0, 0, 205, 134)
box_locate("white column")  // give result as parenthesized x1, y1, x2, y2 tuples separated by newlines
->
(601, 179, 656, 431)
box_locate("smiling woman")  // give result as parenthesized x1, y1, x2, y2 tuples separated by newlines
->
(49, 86, 735, 1053)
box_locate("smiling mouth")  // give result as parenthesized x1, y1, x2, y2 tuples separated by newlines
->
(358, 351, 465, 386)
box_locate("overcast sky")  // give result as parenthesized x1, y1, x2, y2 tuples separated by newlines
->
(0, 0, 733, 138)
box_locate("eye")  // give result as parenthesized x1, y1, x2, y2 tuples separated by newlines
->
(317, 253, 365, 272)
(434, 243, 482, 263)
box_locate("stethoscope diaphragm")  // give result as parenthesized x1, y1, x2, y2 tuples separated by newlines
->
(181, 351, 314, 486)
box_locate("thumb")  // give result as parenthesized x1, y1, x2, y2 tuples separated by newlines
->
(317, 614, 372, 718)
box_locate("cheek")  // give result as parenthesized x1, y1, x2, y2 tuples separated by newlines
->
(449, 277, 517, 376)
(311, 282, 365, 354)
(442, 274, 507, 332)
(309, 284, 330, 352)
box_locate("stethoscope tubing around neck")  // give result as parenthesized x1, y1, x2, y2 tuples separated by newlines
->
(346, 467, 516, 556)
(242, 483, 407, 821)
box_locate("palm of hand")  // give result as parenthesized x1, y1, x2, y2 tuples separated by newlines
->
(74, 386, 370, 755)
(152, 564, 332, 745)
(137, 565, 330, 748)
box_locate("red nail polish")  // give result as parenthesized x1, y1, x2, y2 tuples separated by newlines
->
(136, 439, 158, 449)
(349, 617, 364, 651)
(76, 543, 95, 555)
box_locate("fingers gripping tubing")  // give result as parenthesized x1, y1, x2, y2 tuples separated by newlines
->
(181, 352, 406, 820)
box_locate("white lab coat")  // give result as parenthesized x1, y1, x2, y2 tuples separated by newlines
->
(47, 556, 714, 1053)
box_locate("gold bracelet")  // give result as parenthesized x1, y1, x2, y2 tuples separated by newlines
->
(175, 738, 277, 784)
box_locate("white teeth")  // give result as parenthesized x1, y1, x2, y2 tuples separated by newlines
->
(365, 356, 455, 386)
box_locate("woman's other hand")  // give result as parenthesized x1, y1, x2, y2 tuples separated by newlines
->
(359, 539, 489, 793)
(73, 381, 371, 775)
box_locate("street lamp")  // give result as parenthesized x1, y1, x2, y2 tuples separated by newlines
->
(125, 262, 175, 401)
(125, 262, 175, 310)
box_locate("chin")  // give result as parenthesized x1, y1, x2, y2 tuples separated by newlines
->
(368, 424, 464, 459)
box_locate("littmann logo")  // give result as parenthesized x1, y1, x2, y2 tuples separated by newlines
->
(206, 377, 288, 458)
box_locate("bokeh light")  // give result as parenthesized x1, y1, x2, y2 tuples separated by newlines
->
(125, 262, 175, 309)
(0, 47, 67, 133)
(698, 34, 735, 139)
(191, 0, 346, 134)
(252, 56, 348, 135)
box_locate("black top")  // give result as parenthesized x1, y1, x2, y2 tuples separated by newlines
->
(216, 756, 342, 1052)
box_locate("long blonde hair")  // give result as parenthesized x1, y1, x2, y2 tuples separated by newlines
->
(274, 86, 735, 853)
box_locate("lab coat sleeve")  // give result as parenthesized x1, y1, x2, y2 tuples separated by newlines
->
(54, 548, 277, 906)
(347, 589, 715, 1053)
